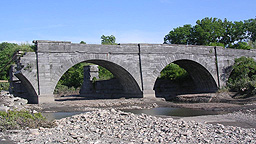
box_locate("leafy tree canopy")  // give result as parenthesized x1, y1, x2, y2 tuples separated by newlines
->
(248, 40, 256, 49)
(0, 42, 33, 80)
(164, 17, 256, 49)
(160, 63, 189, 81)
(101, 35, 116, 45)
(164, 24, 192, 44)
(244, 18, 256, 42)
(80, 41, 86, 44)
(99, 35, 115, 79)
(58, 63, 89, 88)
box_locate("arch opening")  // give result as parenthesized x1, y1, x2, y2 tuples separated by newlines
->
(54, 59, 142, 100)
(154, 59, 218, 100)
(12, 72, 38, 104)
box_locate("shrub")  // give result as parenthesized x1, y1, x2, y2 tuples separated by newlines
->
(227, 56, 256, 97)
(54, 83, 78, 96)
(160, 63, 189, 81)
(98, 66, 114, 80)
(0, 110, 55, 131)
(229, 42, 252, 50)
(0, 82, 9, 91)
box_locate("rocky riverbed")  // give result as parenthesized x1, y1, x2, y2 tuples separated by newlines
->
(1, 92, 256, 143)
(3, 109, 256, 144)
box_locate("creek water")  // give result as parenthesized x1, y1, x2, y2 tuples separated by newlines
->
(42, 107, 225, 121)
(122, 107, 225, 117)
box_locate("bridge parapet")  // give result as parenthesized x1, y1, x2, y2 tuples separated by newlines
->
(33, 40, 139, 54)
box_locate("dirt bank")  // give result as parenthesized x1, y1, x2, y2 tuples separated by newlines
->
(26, 94, 255, 129)
(29, 94, 256, 114)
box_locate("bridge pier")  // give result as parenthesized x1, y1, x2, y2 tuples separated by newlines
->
(142, 90, 156, 98)
(38, 94, 55, 103)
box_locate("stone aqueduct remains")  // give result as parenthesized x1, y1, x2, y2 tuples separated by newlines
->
(11, 40, 256, 104)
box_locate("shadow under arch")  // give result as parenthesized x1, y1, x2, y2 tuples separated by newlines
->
(54, 59, 143, 99)
(154, 59, 218, 100)
(14, 72, 38, 104)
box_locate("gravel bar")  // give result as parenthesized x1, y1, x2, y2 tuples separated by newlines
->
(4, 109, 256, 144)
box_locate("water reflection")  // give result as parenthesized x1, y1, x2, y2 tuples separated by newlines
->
(42, 112, 84, 121)
(42, 107, 225, 120)
(122, 107, 224, 117)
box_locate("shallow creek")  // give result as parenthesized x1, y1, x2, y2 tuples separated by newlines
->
(42, 107, 226, 121)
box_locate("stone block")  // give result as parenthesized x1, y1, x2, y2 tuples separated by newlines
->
(38, 94, 55, 104)
(0, 105, 9, 112)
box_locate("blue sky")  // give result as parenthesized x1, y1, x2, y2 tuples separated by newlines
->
(0, 0, 255, 44)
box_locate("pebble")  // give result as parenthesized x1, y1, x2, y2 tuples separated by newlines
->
(0, 91, 28, 111)
(1, 109, 255, 144)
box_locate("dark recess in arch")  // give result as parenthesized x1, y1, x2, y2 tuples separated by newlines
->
(13, 72, 38, 104)
(154, 59, 218, 100)
(85, 60, 143, 98)
(56, 59, 143, 99)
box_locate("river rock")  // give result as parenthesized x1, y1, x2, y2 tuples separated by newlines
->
(0, 91, 28, 111)
(0, 105, 9, 112)
(3, 109, 256, 144)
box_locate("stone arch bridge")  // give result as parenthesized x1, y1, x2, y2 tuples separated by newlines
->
(11, 40, 256, 104)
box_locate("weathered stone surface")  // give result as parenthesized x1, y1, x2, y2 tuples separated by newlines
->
(11, 41, 256, 104)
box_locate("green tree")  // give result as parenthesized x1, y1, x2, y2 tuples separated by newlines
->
(219, 18, 235, 46)
(164, 24, 192, 44)
(58, 63, 89, 88)
(101, 35, 116, 45)
(191, 17, 224, 45)
(98, 35, 115, 79)
(80, 41, 86, 44)
(0, 42, 33, 80)
(160, 63, 189, 81)
(244, 18, 256, 42)
(229, 42, 252, 50)
(98, 66, 114, 80)
(227, 56, 256, 97)
(248, 40, 256, 49)
(207, 42, 225, 48)
(164, 17, 256, 49)
(232, 21, 247, 42)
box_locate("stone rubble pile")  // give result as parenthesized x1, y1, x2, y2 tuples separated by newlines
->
(6, 109, 256, 143)
(0, 91, 28, 112)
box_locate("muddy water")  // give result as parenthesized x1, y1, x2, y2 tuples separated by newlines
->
(42, 107, 225, 120)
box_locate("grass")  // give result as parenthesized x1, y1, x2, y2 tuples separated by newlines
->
(0, 110, 56, 131)
(0, 82, 9, 91)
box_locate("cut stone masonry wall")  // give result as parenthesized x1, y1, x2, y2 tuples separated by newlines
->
(11, 40, 256, 104)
